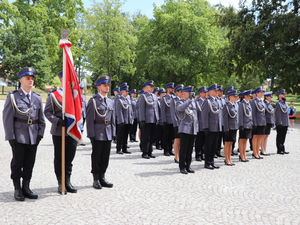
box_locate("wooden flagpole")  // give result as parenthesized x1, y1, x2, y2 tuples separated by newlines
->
(61, 29, 69, 195)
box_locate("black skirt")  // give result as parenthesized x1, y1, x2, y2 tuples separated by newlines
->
(264, 123, 273, 135)
(174, 126, 180, 138)
(224, 130, 237, 142)
(239, 128, 252, 139)
(254, 126, 265, 135)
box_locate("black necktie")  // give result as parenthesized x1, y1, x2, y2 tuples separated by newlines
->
(26, 94, 31, 103)
(103, 97, 106, 104)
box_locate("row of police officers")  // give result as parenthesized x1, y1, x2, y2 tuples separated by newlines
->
(3, 67, 290, 201)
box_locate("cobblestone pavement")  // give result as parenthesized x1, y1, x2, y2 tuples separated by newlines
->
(0, 100, 300, 225)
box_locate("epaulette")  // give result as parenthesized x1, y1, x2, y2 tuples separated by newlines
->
(32, 91, 40, 96)
(11, 90, 18, 94)
(92, 94, 98, 99)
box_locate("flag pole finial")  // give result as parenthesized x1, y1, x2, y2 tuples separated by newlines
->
(61, 29, 69, 40)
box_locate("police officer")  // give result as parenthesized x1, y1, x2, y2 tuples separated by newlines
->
(223, 90, 239, 166)
(170, 84, 184, 163)
(202, 84, 222, 170)
(251, 86, 266, 159)
(195, 86, 207, 161)
(86, 76, 115, 189)
(261, 92, 274, 155)
(216, 85, 225, 157)
(115, 84, 132, 154)
(275, 89, 289, 155)
(3, 67, 46, 201)
(238, 90, 252, 162)
(129, 89, 138, 142)
(161, 82, 175, 156)
(176, 86, 198, 174)
(138, 81, 159, 159)
(44, 72, 78, 194)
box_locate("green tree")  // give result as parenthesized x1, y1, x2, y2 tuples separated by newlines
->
(85, 0, 137, 88)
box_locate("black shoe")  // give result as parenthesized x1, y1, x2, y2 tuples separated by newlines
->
(284, 151, 289, 154)
(186, 168, 195, 173)
(169, 152, 175, 156)
(13, 179, 25, 201)
(204, 164, 214, 170)
(252, 154, 260, 159)
(66, 176, 77, 193)
(180, 169, 188, 174)
(195, 157, 202, 162)
(212, 164, 220, 169)
(148, 154, 156, 158)
(277, 151, 285, 155)
(142, 154, 150, 159)
(224, 160, 233, 166)
(14, 189, 25, 201)
(122, 150, 131, 154)
(164, 152, 170, 156)
(133, 140, 138, 142)
(22, 180, 38, 199)
(156, 146, 162, 150)
(174, 158, 179, 163)
(127, 146, 130, 149)
(100, 177, 113, 188)
(80, 143, 86, 146)
(93, 180, 102, 189)
(57, 183, 67, 195)
(116, 151, 123, 154)
(260, 152, 270, 156)
(200, 155, 205, 160)
(214, 155, 218, 158)
(92, 174, 102, 189)
(239, 156, 249, 162)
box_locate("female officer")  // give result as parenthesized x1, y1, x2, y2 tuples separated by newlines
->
(223, 90, 238, 166)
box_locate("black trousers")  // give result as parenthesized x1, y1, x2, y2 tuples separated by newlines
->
(195, 131, 205, 158)
(276, 125, 288, 153)
(10, 142, 37, 180)
(179, 133, 195, 170)
(117, 124, 130, 152)
(162, 123, 174, 154)
(52, 135, 77, 179)
(91, 140, 111, 175)
(129, 119, 138, 141)
(205, 132, 219, 164)
(155, 124, 163, 147)
(216, 130, 223, 153)
(141, 123, 155, 155)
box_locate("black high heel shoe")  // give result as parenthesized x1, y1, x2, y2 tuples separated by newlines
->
(224, 160, 233, 166)
(252, 154, 260, 159)
(239, 156, 249, 162)
(174, 158, 179, 163)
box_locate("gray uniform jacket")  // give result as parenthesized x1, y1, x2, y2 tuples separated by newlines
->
(161, 94, 173, 124)
(170, 96, 182, 128)
(176, 99, 198, 135)
(223, 101, 238, 132)
(44, 89, 65, 136)
(195, 97, 205, 131)
(3, 89, 46, 144)
(216, 97, 226, 126)
(202, 96, 222, 132)
(81, 94, 87, 119)
(86, 94, 116, 141)
(138, 92, 159, 124)
(130, 97, 137, 119)
(115, 95, 131, 124)
(264, 100, 275, 125)
(252, 98, 266, 126)
(238, 99, 253, 129)
(275, 100, 289, 127)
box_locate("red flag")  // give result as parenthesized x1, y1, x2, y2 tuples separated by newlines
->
(59, 40, 83, 142)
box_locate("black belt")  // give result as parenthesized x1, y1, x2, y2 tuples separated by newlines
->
(95, 120, 111, 125)
(14, 118, 38, 125)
